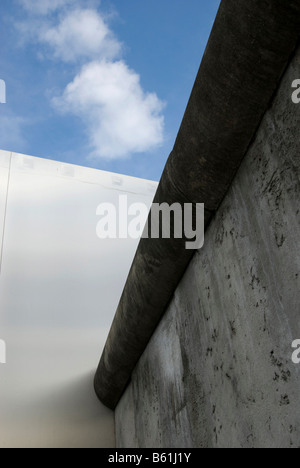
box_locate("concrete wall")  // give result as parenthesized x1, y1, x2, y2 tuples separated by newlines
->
(115, 45, 300, 448)
(94, 0, 300, 410)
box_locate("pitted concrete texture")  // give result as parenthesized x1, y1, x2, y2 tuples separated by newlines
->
(95, 0, 300, 410)
(115, 45, 300, 448)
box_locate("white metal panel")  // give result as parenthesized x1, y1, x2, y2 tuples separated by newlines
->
(0, 151, 11, 274)
(0, 151, 157, 448)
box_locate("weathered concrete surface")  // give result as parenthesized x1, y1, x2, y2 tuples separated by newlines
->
(95, 0, 300, 410)
(116, 45, 300, 448)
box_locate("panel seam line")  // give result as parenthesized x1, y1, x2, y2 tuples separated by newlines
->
(0, 152, 12, 278)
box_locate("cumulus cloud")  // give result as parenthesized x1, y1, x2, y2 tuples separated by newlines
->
(40, 9, 121, 62)
(54, 61, 165, 160)
(16, 1, 165, 160)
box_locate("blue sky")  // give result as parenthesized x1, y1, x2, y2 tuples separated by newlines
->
(0, 0, 220, 181)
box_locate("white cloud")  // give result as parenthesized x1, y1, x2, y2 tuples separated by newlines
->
(54, 61, 165, 160)
(15, 1, 166, 160)
(40, 9, 121, 62)
(19, 0, 78, 15)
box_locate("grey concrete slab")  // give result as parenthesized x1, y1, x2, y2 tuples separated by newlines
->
(95, 0, 300, 410)
(116, 44, 300, 448)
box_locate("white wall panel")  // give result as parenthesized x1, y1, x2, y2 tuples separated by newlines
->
(0, 151, 11, 275)
(0, 151, 157, 448)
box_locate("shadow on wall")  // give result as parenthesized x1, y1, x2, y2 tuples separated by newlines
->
(0, 372, 115, 448)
